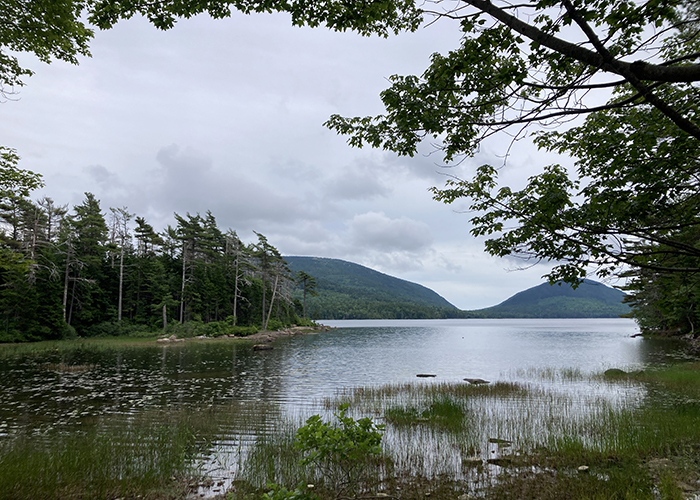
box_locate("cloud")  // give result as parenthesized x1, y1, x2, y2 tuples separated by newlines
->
(155, 144, 213, 175)
(324, 158, 392, 201)
(85, 164, 122, 189)
(349, 212, 432, 253)
(3, 11, 565, 314)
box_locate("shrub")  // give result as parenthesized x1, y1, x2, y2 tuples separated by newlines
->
(294, 404, 384, 497)
(262, 483, 317, 500)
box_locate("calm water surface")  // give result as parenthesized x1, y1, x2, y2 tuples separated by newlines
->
(0, 318, 685, 434)
(1, 318, 693, 495)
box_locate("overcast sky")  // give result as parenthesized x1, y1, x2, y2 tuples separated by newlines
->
(2, 11, 577, 310)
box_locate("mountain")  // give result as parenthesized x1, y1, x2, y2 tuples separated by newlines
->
(285, 256, 630, 319)
(284, 256, 461, 319)
(471, 279, 630, 318)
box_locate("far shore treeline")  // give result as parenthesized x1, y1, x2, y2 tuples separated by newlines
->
(0, 184, 311, 342)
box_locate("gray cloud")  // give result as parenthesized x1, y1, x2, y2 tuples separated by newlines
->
(4, 13, 556, 310)
(349, 212, 432, 253)
(324, 158, 392, 201)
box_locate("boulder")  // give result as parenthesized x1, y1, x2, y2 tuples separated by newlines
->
(253, 344, 273, 351)
(464, 378, 490, 385)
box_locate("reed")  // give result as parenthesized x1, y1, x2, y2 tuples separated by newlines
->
(0, 400, 281, 500)
(229, 364, 700, 499)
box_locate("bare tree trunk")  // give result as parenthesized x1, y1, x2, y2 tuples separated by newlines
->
(180, 241, 187, 324)
(68, 276, 77, 326)
(233, 257, 239, 325)
(118, 244, 124, 322)
(265, 274, 280, 331)
(261, 275, 266, 329)
(62, 245, 71, 323)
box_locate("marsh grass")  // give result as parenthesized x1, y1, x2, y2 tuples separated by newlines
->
(0, 410, 205, 499)
(0, 400, 282, 500)
(0, 336, 161, 359)
(229, 365, 700, 499)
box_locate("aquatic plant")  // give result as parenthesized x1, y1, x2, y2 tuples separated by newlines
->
(294, 404, 384, 497)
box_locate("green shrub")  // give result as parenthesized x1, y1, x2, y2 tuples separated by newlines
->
(294, 404, 384, 497)
(262, 483, 318, 500)
(82, 321, 155, 338)
(265, 319, 285, 331)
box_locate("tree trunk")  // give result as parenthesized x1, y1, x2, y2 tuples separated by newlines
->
(62, 245, 71, 323)
(265, 274, 280, 330)
(232, 256, 239, 325)
(118, 243, 124, 322)
(180, 241, 187, 323)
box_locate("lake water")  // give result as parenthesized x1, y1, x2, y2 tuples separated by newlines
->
(0, 318, 691, 493)
(0, 318, 685, 433)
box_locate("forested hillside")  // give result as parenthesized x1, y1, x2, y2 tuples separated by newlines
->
(472, 280, 630, 318)
(0, 188, 303, 341)
(285, 256, 461, 319)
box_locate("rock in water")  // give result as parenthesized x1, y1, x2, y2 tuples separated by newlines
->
(464, 378, 490, 385)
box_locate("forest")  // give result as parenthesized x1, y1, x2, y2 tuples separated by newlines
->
(2, 1, 700, 338)
(0, 159, 307, 341)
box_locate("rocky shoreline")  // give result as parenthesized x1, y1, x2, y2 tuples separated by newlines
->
(156, 325, 332, 345)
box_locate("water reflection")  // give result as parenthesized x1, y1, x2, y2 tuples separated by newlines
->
(0, 318, 694, 492)
(0, 318, 665, 434)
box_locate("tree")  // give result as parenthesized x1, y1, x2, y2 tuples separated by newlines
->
(326, 1, 700, 151)
(174, 212, 205, 323)
(0, 0, 92, 95)
(252, 232, 290, 330)
(296, 271, 318, 319)
(66, 193, 109, 329)
(324, 1, 700, 286)
(224, 229, 251, 325)
(109, 207, 133, 322)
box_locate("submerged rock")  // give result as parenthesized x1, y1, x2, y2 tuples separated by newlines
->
(464, 378, 490, 385)
(253, 344, 273, 351)
(462, 457, 483, 467)
(487, 457, 512, 466)
(488, 438, 512, 445)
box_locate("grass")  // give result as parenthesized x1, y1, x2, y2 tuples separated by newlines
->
(0, 335, 161, 358)
(0, 409, 206, 500)
(0, 400, 283, 500)
(4, 354, 700, 500)
(0, 331, 259, 360)
(225, 365, 700, 500)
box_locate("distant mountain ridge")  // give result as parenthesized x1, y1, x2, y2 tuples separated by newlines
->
(284, 256, 459, 319)
(471, 279, 630, 318)
(285, 256, 630, 319)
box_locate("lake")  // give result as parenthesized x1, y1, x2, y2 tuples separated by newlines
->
(0, 318, 690, 495)
(0, 319, 654, 429)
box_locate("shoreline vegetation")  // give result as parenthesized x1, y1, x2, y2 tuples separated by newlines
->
(1, 335, 700, 499)
(229, 360, 700, 500)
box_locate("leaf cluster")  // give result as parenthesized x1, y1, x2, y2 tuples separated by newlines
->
(294, 404, 384, 496)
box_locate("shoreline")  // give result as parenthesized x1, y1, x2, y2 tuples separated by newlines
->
(240, 324, 332, 343)
(155, 324, 333, 345)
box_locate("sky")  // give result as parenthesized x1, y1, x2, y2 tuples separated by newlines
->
(2, 10, 575, 310)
